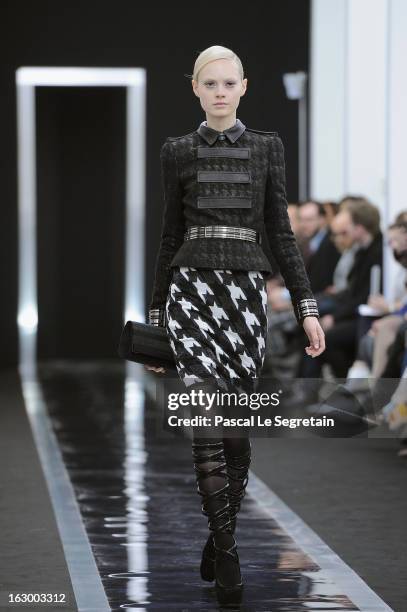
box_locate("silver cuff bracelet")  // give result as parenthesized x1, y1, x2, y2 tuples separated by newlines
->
(296, 298, 319, 321)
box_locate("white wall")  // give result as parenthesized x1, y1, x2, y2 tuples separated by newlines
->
(388, 0, 407, 225)
(310, 0, 407, 296)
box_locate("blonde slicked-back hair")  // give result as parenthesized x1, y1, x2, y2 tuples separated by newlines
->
(189, 45, 244, 82)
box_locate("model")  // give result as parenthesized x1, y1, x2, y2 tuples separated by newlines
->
(145, 45, 325, 606)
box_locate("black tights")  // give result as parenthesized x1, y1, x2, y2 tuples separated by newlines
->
(191, 433, 251, 548)
(189, 380, 253, 543)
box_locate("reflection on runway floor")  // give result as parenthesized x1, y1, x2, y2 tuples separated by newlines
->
(36, 361, 369, 611)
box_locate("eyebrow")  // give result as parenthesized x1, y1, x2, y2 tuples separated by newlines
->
(203, 77, 238, 81)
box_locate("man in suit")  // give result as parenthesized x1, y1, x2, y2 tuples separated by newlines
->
(301, 198, 383, 379)
(298, 200, 341, 294)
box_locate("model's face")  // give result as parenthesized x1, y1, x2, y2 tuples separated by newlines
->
(192, 59, 247, 123)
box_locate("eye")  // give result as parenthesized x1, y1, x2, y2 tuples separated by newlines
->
(226, 81, 236, 87)
(204, 81, 216, 87)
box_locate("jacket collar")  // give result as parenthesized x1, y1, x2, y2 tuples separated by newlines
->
(197, 118, 246, 145)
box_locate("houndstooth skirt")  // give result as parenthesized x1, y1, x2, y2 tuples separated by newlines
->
(165, 266, 268, 393)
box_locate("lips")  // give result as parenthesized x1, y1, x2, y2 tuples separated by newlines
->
(214, 103, 227, 106)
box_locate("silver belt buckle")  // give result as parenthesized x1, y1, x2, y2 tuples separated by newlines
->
(185, 225, 259, 243)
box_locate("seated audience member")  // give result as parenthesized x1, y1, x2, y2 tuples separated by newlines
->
(262, 202, 309, 377)
(260, 202, 303, 294)
(343, 219, 407, 384)
(381, 363, 407, 458)
(262, 277, 303, 378)
(322, 200, 339, 226)
(385, 217, 407, 306)
(300, 197, 383, 379)
(288, 202, 301, 235)
(316, 209, 360, 316)
(264, 199, 340, 377)
(267, 202, 305, 290)
(308, 319, 407, 454)
(297, 200, 341, 294)
(395, 210, 407, 224)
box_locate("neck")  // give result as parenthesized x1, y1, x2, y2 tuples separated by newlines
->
(205, 114, 237, 132)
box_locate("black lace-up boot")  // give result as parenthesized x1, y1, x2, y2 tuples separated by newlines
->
(192, 437, 243, 605)
(226, 442, 252, 534)
(200, 440, 251, 584)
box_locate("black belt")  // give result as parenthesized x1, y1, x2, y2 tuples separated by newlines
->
(184, 225, 261, 244)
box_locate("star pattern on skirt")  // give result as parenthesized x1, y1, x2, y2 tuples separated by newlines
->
(241, 307, 261, 335)
(209, 303, 228, 327)
(223, 327, 244, 352)
(239, 350, 256, 374)
(257, 334, 265, 357)
(179, 334, 201, 355)
(179, 266, 197, 280)
(193, 277, 214, 301)
(197, 351, 217, 373)
(166, 267, 268, 387)
(178, 297, 199, 318)
(225, 280, 247, 309)
(170, 282, 182, 299)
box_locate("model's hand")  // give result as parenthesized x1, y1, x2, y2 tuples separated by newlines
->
(144, 364, 166, 374)
(303, 316, 326, 358)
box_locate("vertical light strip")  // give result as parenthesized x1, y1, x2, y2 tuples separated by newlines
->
(123, 373, 148, 608)
(125, 81, 146, 323)
(16, 83, 38, 379)
(20, 377, 111, 611)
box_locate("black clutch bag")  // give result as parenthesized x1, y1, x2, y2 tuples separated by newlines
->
(117, 321, 176, 369)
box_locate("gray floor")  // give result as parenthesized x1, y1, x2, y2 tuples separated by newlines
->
(1, 362, 405, 611)
(251, 437, 407, 611)
(0, 369, 77, 610)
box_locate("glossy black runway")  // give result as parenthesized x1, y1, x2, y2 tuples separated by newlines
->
(15, 359, 392, 612)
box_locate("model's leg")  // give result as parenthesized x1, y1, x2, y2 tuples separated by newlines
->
(199, 391, 252, 581)
(189, 381, 243, 602)
(191, 432, 232, 542)
(223, 436, 251, 535)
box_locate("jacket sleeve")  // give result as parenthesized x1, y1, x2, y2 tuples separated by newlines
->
(148, 139, 185, 326)
(264, 135, 319, 324)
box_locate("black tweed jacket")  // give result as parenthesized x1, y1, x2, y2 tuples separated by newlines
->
(149, 118, 318, 326)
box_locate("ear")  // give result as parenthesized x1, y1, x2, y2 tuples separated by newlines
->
(241, 78, 248, 96)
(191, 79, 200, 98)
